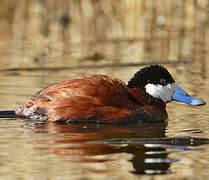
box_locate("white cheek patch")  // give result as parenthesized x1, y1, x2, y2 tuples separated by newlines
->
(145, 83, 175, 102)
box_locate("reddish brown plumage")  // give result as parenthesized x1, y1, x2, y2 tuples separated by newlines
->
(15, 75, 167, 123)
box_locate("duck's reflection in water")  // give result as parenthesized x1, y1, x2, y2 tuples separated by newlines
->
(23, 121, 194, 175)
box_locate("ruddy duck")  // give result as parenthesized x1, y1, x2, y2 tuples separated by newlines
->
(0, 65, 205, 123)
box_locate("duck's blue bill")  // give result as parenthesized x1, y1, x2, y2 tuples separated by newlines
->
(172, 83, 205, 106)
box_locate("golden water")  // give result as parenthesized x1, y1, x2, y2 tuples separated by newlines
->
(0, 65, 208, 179)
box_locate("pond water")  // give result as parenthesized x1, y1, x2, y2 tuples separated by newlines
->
(0, 65, 209, 179)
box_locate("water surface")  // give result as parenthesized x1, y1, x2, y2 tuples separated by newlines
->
(0, 66, 209, 179)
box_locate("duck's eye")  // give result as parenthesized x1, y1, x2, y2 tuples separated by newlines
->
(160, 78, 167, 85)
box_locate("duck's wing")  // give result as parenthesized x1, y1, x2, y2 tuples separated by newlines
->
(16, 75, 135, 123)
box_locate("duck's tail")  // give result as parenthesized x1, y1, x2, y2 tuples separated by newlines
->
(0, 110, 18, 118)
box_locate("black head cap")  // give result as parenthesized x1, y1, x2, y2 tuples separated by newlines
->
(127, 65, 175, 89)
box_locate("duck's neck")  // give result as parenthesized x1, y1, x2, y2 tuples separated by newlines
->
(127, 87, 166, 109)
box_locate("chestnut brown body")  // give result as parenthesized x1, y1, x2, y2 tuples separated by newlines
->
(15, 75, 167, 123)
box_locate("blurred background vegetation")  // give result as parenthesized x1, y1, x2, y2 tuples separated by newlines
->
(0, 0, 208, 75)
